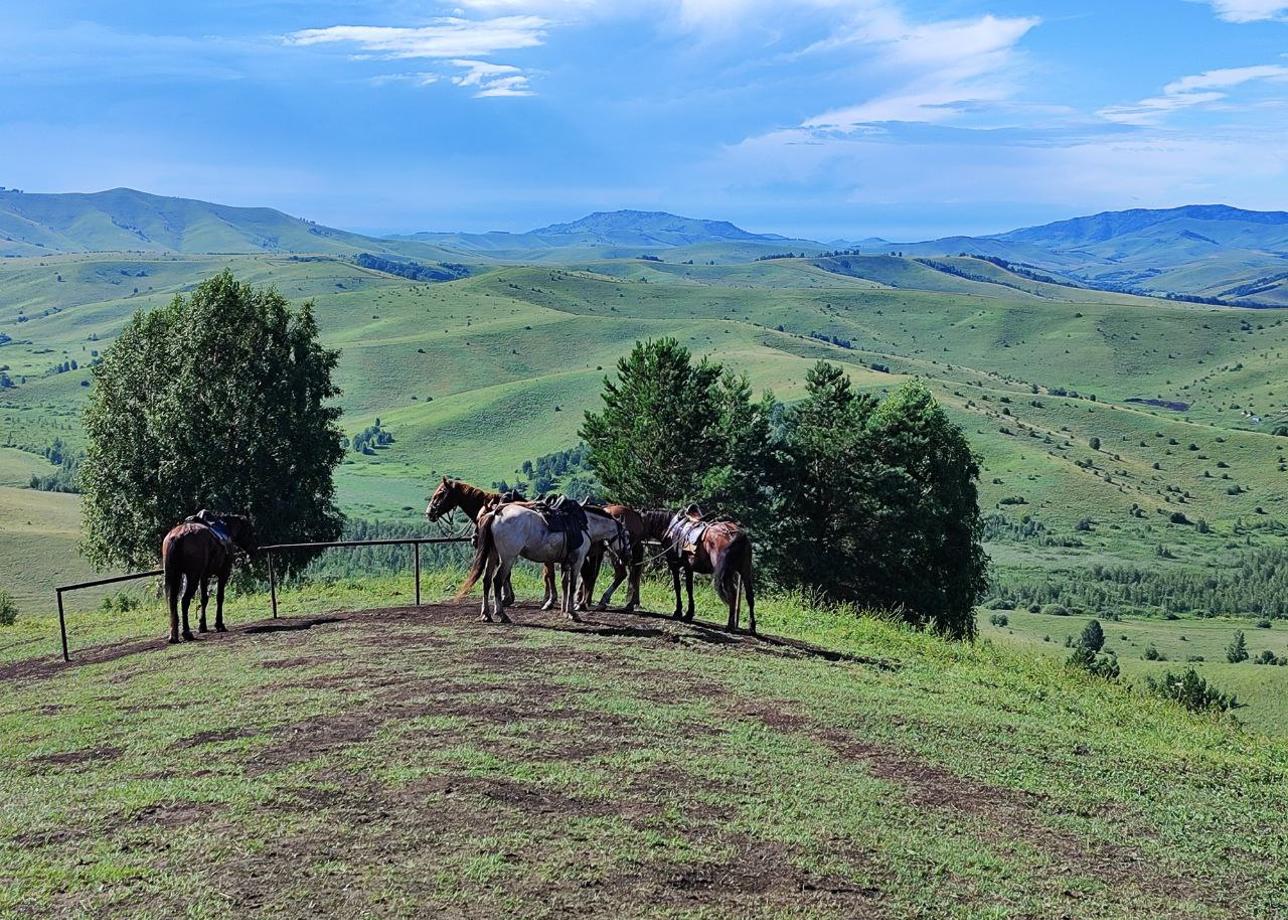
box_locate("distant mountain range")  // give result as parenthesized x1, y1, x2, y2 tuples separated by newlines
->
(3, 188, 1287, 304)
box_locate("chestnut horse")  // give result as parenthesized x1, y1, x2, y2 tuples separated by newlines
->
(161, 512, 256, 643)
(641, 510, 756, 633)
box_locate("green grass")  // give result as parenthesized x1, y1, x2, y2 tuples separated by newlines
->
(5, 251, 1288, 725)
(1, 574, 1285, 918)
(980, 606, 1288, 736)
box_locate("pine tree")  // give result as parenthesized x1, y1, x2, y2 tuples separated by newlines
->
(1227, 630, 1249, 663)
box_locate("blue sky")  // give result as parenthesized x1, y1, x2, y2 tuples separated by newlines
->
(1, 0, 1286, 240)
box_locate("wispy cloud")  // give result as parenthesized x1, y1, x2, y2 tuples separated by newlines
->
(286, 19, 548, 59)
(1194, 0, 1288, 22)
(450, 59, 534, 96)
(801, 12, 1040, 129)
(1099, 64, 1288, 125)
(285, 17, 547, 96)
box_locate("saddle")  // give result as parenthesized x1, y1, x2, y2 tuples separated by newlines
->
(185, 509, 236, 553)
(534, 495, 589, 557)
(666, 513, 709, 556)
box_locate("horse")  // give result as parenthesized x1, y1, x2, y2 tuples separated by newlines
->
(579, 504, 647, 612)
(161, 511, 256, 643)
(640, 510, 756, 633)
(425, 477, 558, 609)
(456, 503, 629, 623)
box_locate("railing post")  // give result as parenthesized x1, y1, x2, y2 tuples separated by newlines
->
(57, 589, 69, 662)
(414, 541, 421, 607)
(268, 551, 278, 619)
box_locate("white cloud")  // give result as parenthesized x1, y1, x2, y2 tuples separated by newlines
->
(1194, 0, 1288, 22)
(450, 59, 534, 96)
(802, 13, 1039, 128)
(286, 18, 548, 59)
(286, 17, 547, 97)
(1100, 64, 1288, 125)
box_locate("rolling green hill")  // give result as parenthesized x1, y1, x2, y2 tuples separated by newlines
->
(0, 188, 466, 263)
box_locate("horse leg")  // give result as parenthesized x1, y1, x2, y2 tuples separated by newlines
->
(743, 552, 757, 635)
(684, 566, 696, 621)
(596, 553, 625, 611)
(479, 557, 496, 622)
(215, 570, 228, 632)
(670, 559, 683, 619)
(494, 559, 513, 624)
(502, 571, 515, 607)
(167, 573, 181, 644)
(541, 563, 557, 611)
(566, 556, 583, 623)
(197, 575, 210, 633)
(180, 577, 198, 641)
(626, 544, 643, 613)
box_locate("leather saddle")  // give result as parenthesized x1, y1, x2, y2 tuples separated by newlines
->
(534, 495, 589, 556)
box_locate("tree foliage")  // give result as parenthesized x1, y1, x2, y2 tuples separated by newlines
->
(580, 354, 990, 639)
(80, 271, 344, 574)
(580, 338, 773, 523)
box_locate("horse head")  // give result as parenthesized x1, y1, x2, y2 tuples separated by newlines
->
(220, 513, 258, 558)
(425, 476, 457, 521)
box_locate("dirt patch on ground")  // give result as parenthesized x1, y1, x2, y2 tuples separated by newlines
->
(29, 745, 122, 768)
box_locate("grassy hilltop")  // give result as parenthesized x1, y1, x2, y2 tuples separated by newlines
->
(1, 577, 1286, 919)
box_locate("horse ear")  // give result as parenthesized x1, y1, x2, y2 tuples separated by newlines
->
(441, 475, 448, 484)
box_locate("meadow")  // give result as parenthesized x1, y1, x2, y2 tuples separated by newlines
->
(4, 249, 1288, 729)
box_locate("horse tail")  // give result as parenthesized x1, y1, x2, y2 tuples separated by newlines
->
(162, 531, 185, 597)
(714, 531, 749, 606)
(456, 513, 496, 600)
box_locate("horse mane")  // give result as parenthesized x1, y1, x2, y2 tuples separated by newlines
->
(641, 509, 677, 539)
(450, 479, 499, 501)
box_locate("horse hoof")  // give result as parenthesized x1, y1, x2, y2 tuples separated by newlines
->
(198, 625, 208, 634)
(540, 603, 554, 612)
(167, 636, 180, 645)
(672, 612, 684, 620)
(215, 624, 227, 633)
(182, 632, 195, 641)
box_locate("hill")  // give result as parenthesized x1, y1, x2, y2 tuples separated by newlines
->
(1, 580, 1285, 918)
(391, 210, 820, 262)
(0, 188, 464, 262)
(903, 205, 1288, 303)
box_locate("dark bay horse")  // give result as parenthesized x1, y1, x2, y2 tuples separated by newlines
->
(641, 510, 756, 633)
(161, 512, 256, 643)
(580, 504, 647, 612)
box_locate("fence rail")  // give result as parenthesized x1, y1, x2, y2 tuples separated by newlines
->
(53, 536, 471, 663)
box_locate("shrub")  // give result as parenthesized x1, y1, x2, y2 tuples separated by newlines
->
(1227, 630, 1249, 664)
(1142, 644, 1166, 661)
(1042, 603, 1070, 617)
(989, 613, 1009, 627)
(1255, 649, 1280, 666)
(1147, 669, 1237, 713)
(1255, 618, 1272, 629)
(0, 589, 16, 627)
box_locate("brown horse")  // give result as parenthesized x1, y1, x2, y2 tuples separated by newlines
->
(161, 512, 256, 643)
(580, 504, 647, 612)
(641, 510, 756, 633)
(425, 477, 559, 607)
